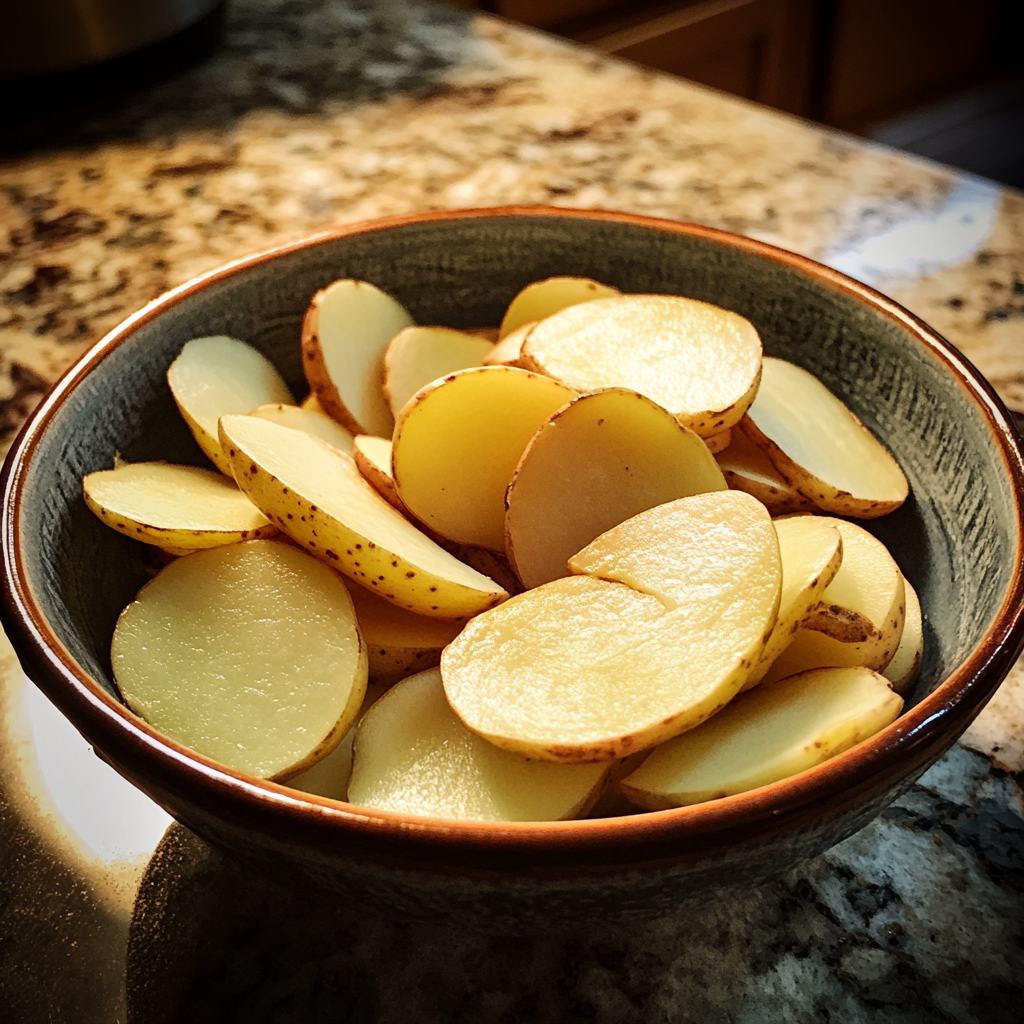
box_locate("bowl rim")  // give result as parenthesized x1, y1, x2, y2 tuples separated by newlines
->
(4, 204, 1024, 869)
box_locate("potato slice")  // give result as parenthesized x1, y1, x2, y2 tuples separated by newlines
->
(499, 276, 620, 339)
(703, 428, 732, 455)
(111, 540, 367, 780)
(219, 415, 508, 618)
(441, 543, 523, 597)
(167, 336, 294, 475)
(301, 279, 414, 437)
(741, 357, 908, 518)
(621, 667, 903, 808)
(483, 321, 536, 367)
(83, 462, 277, 549)
(349, 668, 610, 821)
(443, 492, 781, 763)
(520, 295, 762, 437)
(760, 628, 871, 686)
(352, 435, 405, 512)
(383, 326, 494, 418)
(392, 366, 576, 550)
(505, 388, 727, 589)
(715, 424, 817, 515)
(884, 579, 923, 694)
(248, 403, 354, 455)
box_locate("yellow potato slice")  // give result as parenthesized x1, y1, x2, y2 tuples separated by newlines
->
(248, 402, 354, 455)
(219, 414, 508, 618)
(443, 492, 781, 763)
(482, 321, 536, 367)
(301, 279, 414, 437)
(349, 668, 610, 821)
(759, 628, 871, 686)
(884, 579, 923, 694)
(621, 667, 903, 809)
(499, 276, 620, 339)
(505, 388, 727, 589)
(111, 540, 367, 780)
(392, 366, 576, 550)
(703, 428, 732, 455)
(520, 295, 762, 437)
(440, 542, 524, 596)
(741, 357, 908, 518)
(715, 424, 817, 514)
(167, 336, 294, 475)
(352, 435, 405, 512)
(383, 326, 494, 418)
(83, 462, 277, 549)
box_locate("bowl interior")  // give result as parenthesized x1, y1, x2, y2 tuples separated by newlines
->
(16, 212, 1019, 722)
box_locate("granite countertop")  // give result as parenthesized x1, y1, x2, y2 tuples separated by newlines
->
(1, 1, 1023, 1021)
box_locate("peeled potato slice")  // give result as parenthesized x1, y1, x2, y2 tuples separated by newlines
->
(167, 336, 294, 475)
(392, 366, 576, 550)
(349, 668, 610, 821)
(443, 492, 781, 763)
(83, 462, 277, 549)
(520, 295, 762, 437)
(741, 357, 908, 518)
(621, 666, 903, 808)
(220, 415, 508, 618)
(301, 279, 414, 437)
(716, 425, 817, 514)
(499, 276, 620, 339)
(352, 435, 405, 512)
(883, 579, 923, 694)
(483, 321, 536, 367)
(505, 388, 727, 589)
(383, 326, 494, 418)
(111, 540, 367, 780)
(248, 402, 354, 454)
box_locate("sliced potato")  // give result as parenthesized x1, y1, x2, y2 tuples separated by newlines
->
(383, 326, 494, 418)
(352, 435, 405, 513)
(111, 540, 367, 780)
(301, 279, 414, 437)
(392, 366, 576, 550)
(621, 667, 903, 808)
(248, 402, 355, 454)
(715, 424, 817, 515)
(741, 357, 908, 518)
(220, 414, 508, 618)
(83, 462, 277, 549)
(443, 492, 781, 763)
(499, 276, 620, 339)
(703, 428, 732, 455)
(520, 295, 762, 437)
(349, 668, 610, 821)
(167, 336, 294, 475)
(505, 388, 727, 589)
(760, 628, 873, 687)
(440, 543, 523, 597)
(884, 579, 923, 694)
(483, 321, 536, 367)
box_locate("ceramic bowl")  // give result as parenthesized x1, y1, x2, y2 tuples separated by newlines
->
(3, 207, 1023, 929)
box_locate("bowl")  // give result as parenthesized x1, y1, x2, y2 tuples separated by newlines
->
(3, 206, 1023, 929)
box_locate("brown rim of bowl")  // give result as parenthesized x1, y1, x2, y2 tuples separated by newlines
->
(4, 206, 1024, 869)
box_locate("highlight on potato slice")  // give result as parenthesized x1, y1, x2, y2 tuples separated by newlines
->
(383, 326, 494, 418)
(349, 668, 610, 821)
(352, 435, 405, 512)
(519, 295, 762, 437)
(716, 425, 817, 515)
(392, 366, 576, 550)
(505, 387, 728, 589)
(301, 279, 414, 437)
(83, 462, 277, 549)
(248, 402, 355, 455)
(741, 357, 908, 518)
(220, 415, 508, 618)
(621, 666, 903, 809)
(499, 276, 620, 339)
(167, 336, 294, 475)
(883, 579, 923, 694)
(443, 491, 781, 763)
(111, 540, 368, 780)
(483, 321, 536, 367)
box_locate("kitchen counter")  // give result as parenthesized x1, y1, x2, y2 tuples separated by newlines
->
(1, 1, 1023, 1021)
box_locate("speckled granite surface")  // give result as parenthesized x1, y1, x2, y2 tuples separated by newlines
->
(1, 1, 1023, 1021)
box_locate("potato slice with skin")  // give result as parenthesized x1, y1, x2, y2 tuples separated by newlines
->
(716, 423, 817, 514)
(499, 276, 620, 339)
(741, 357, 908, 518)
(220, 415, 507, 618)
(520, 295, 762, 437)
(760, 628, 872, 686)
(350, 668, 610, 821)
(884, 579, 923, 694)
(392, 366, 576, 551)
(248, 403, 354, 455)
(505, 387, 727, 589)
(483, 321, 536, 367)
(111, 540, 367, 780)
(621, 667, 903, 809)
(703, 428, 732, 455)
(444, 492, 781, 763)
(383, 326, 494, 418)
(167, 336, 294, 475)
(301, 279, 414, 437)
(83, 462, 277, 549)
(352, 435, 405, 513)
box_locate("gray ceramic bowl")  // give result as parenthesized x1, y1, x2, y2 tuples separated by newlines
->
(3, 207, 1023, 929)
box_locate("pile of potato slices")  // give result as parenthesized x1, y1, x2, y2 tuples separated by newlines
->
(84, 274, 920, 821)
